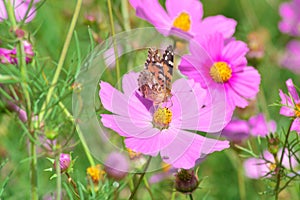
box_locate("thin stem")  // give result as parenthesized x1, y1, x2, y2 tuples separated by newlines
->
(65, 172, 80, 198)
(275, 119, 295, 199)
(107, 0, 121, 90)
(121, 0, 130, 31)
(189, 194, 194, 200)
(143, 176, 154, 200)
(57, 99, 95, 167)
(38, 0, 82, 121)
(55, 154, 62, 200)
(4, 1, 36, 199)
(128, 157, 152, 200)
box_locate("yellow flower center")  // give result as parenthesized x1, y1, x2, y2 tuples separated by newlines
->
(161, 162, 172, 173)
(127, 148, 142, 160)
(295, 103, 300, 118)
(173, 12, 191, 32)
(267, 163, 276, 171)
(210, 62, 232, 83)
(153, 107, 172, 129)
(87, 165, 105, 184)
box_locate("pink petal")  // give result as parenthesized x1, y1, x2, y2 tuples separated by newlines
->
(243, 158, 270, 179)
(286, 79, 300, 102)
(195, 15, 237, 39)
(222, 40, 249, 70)
(228, 66, 261, 106)
(197, 33, 224, 61)
(124, 128, 173, 156)
(130, 0, 172, 34)
(279, 90, 295, 117)
(222, 119, 250, 141)
(99, 81, 151, 121)
(160, 128, 229, 169)
(291, 118, 300, 134)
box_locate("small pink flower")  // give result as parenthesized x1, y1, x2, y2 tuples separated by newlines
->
(278, 0, 300, 37)
(244, 149, 298, 179)
(179, 32, 261, 109)
(0, 0, 39, 23)
(0, 41, 34, 64)
(281, 40, 300, 74)
(99, 72, 231, 169)
(129, 0, 236, 39)
(279, 79, 300, 134)
(249, 114, 276, 137)
(54, 153, 71, 172)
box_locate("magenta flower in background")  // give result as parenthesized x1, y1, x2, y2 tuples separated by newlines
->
(179, 32, 261, 109)
(243, 149, 298, 179)
(278, 0, 300, 37)
(249, 113, 276, 137)
(222, 119, 250, 141)
(281, 40, 300, 74)
(53, 153, 71, 172)
(100, 72, 231, 169)
(104, 152, 129, 181)
(0, 0, 39, 23)
(129, 0, 236, 39)
(279, 79, 300, 134)
(0, 41, 34, 64)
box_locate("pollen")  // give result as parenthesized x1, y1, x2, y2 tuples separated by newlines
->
(267, 163, 276, 171)
(87, 165, 105, 184)
(173, 12, 191, 32)
(295, 103, 300, 118)
(210, 61, 232, 83)
(153, 107, 172, 129)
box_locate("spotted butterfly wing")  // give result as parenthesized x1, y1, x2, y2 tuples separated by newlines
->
(138, 45, 174, 105)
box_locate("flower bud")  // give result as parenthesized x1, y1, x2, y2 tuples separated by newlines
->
(174, 169, 199, 194)
(54, 153, 71, 172)
(268, 136, 280, 155)
(104, 152, 129, 181)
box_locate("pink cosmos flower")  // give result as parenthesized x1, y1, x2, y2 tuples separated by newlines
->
(243, 149, 298, 179)
(0, 0, 39, 23)
(249, 114, 276, 137)
(279, 79, 300, 134)
(129, 0, 236, 39)
(281, 40, 300, 74)
(179, 32, 261, 109)
(99, 72, 231, 169)
(0, 47, 13, 64)
(278, 0, 300, 37)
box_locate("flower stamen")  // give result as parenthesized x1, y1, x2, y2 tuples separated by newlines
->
(210, 62, 232, 83)
(153, 107, 172, 129)
(173, 12, 191, 32)
(295, 103, 300, 118)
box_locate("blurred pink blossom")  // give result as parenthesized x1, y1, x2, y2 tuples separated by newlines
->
(0, 0, 39, 23)
(99, 72, 231, 169)
(0, 41, 34, 64)
(281, 40, 300, 74)
(278, 0, 300, 36)
(179, 32, 261, 109)
(129, 0, 236, 40)
(249, 114, 276, 137)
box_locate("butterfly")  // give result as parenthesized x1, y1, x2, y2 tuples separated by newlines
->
(138, 45, 174, 105)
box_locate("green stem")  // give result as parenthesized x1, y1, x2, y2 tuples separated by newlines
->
(225, 149, 246, 200)
(38, 0, 82, 121)
(274, 119, 294, 200)
(189, 194, 194, 200)
(143, 176, 154, 200)
(128, 157, 152, 200)
(57, 99, 95, 167)
(121, 0, 130, 31)
(4, 1, 36, 199)
(107, 0, 121, 90)
(55, 154, 62, 200)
